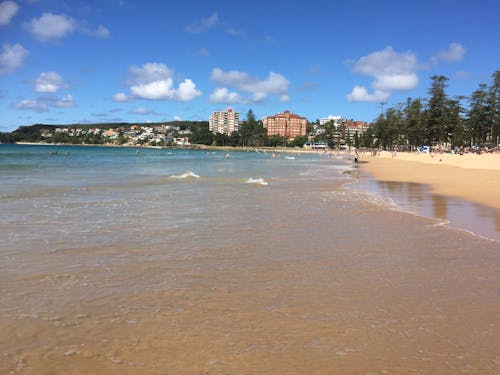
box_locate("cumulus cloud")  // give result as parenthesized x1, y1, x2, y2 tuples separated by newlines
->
(185, 12, 218, 34)
(173, 115, 182, 121)
(112, 92, 130, 102)
(209, 87, 245, 104)
(209, 68, 290, 104)
(436, 42, 466, 62)
(15, 93, 76, 113)
(347, 86, 389, 102)
(279, 94, 290, 102)
(25, 12, 77, 41)
(0, 43, 28, 74)
(35, 71, 67, 93)
(53, 94, 74, 108)
(131, 106, 153, 115)
(0, 1, 19, 25)
(347, 46, 419, 102)
(123, 62, 201, 101)
(83, 24, 110, 38)
(25, 12, 111, 41)
(16, 99, 48, 112)
(130, 79, 174, 100)
(176, 79, 202, 101)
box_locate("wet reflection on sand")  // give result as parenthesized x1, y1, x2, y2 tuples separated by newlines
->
(353, 171, 500, 241)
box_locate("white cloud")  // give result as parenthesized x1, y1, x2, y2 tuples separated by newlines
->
(131, 106, 152, 115)
(209, 87, 245, 104)
(0, 1, 19, 25)
(210, 68, 290, 103)
(25, 12, 76, 41)
(129, 62, 173, 84)
(16, 99, 48, 112)
(112, 92, 130, 102)
(348, 46, 420, 102)
(176, 79, 202, 101)
(173, 115, 182, 121)
(347, 86, 389, 102)
(436, 42, 466, 62)
(35, 71, 66, 93)
(0, 43, 28, 74)
(124, 62, 201, 101)
(53, 94, 74, 108)
(279, 94, 290, 103)
(372, 74, 419, 91)
(83, 25, 110, 38)
(131, 79, 175, 100)
(185, 12, 218, 34)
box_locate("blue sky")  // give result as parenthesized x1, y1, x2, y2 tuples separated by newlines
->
(1, 0, 499, 131)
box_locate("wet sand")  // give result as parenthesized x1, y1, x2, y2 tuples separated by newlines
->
(1, 148, 500, 374)
(359, 151, 500, 209)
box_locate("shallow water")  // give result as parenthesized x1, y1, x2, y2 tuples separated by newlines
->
(349, 167, 500, 241)
(1, 145, 499, 374)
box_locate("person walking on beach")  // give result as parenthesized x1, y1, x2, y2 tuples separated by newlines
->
(354, 150, 359, 166)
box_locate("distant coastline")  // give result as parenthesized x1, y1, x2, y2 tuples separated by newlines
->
(12, 141, 329, 154)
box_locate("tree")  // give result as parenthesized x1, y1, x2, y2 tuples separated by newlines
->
(490, 71, 500, 144)
(288, 135, 308, 148)
(404, 97, 425, 149)
(467, 83, 491, 144)
(246, 108, 256, 122)
(447, 96, 467, 147)
(239, 109, 266, 147)
(426, 75, 450, 146)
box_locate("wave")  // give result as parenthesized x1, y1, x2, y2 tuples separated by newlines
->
(246, 177, 269, 186)
(284, 156, 295, 160)
(170, 171, 200, 179)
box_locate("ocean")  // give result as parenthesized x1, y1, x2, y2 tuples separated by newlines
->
(1, 144, 499, 374)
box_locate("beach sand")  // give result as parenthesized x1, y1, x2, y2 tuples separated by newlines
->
(359, 151, 500, 209)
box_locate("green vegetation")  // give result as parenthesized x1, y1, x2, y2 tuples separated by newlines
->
(2, 71, 498, 150)
(360, 71, 500, 150)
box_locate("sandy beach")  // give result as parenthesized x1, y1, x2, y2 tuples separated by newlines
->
(359, 150, 500, 209)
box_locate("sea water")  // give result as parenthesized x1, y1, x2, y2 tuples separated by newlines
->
(1, 144, 499, 374)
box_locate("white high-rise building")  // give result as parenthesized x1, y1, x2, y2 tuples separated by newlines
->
(209, 108, 239, 134)
(319, 115, 342, 126)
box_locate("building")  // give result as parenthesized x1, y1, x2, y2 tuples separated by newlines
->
(263, 110, 307, 139)
(319, 115, 342, 126)
(344, 119, 370, 144)
(209, 108, 239, 135)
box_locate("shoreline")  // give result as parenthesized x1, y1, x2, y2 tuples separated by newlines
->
(12, 141, 327, 154)
(359, 150, 500, 209)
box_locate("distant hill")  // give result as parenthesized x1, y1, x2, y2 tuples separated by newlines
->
(0, 121, 209, 143)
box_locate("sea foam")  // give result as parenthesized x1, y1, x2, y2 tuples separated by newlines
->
(246, 177, 269, 186)
(170, 171, 200, 179)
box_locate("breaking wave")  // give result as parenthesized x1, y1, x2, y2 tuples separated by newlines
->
(246, 177, 269, 186)
(170, 171, 200, 179)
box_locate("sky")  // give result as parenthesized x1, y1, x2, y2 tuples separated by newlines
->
(0, 0, 499, 132)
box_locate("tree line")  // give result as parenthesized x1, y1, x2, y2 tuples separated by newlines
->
(359, 71, 500, 150)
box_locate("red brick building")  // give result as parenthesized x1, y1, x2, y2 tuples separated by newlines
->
(263, 110, 307, 139)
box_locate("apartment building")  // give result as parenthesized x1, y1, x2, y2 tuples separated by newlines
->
(209, 108, 239, 134)
(262, 110, 307, 139)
